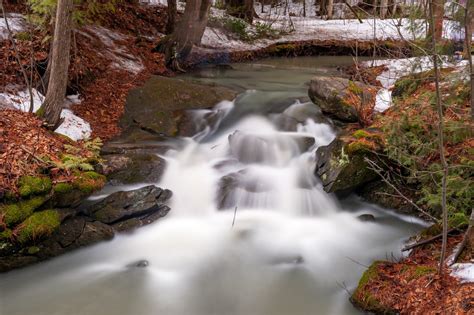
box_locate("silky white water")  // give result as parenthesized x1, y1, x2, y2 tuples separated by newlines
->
(0, 57, 426, 315)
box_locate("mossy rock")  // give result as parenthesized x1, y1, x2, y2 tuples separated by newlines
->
(15, 210, 60, 244)
(315, 139, 378, 194)
(72, 171, 106, 194)
(18, 176, 52, 198)
(351, 261, 397, 314)
(0, 196, 46, 227)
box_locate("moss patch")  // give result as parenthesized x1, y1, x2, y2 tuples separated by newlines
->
(18, 176, 52, 198)
(73, 171, 106, 194)
(16, 210, 60, 244)
(53, 183, 74, 194)
(411, 265, 436, 279)
(352, 261, 390, 313)
(1, 196, 46, 227)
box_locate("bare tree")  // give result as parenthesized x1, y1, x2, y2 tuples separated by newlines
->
(38, 0, 73, 128)
(429, 0, 444, 40)
(429, 0, 449, 274)
(166, 0, 177, 34)
(158, 0, 212, 69)
(464, 0, 474, 119)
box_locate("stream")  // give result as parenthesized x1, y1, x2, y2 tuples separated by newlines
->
(0, 56, 427, 315)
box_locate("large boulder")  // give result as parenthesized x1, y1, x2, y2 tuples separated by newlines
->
(308, 76, 371, 122)
(315, 138, 378, 194)
(85, 185, 171, 224)
(121, 76, 237, 136)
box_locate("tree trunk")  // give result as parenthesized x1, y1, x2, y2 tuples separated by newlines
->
(428, 0, 444, 40)
(166, 0, 177, 34)
(326, 0, 334, 19)
(464, 0, 474, 119)
(380, 0, 388, 19)
(38, 0, 73, 129)
(319, 0, 328, 16)
(158, 0, 212, 68)
(227, 0, 254, 23)
(429, 0, 448, 274)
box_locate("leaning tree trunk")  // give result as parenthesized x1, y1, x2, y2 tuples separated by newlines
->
(38, 0, 73, 129)
(166, 0, 177, 34)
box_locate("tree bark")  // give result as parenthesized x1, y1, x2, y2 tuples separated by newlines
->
(428, 0, 444, 40)
(429, 0, 448, 274)
(38, 0, 73, 129)
(464, 0, 474, 119)
(326, 0, 334, 19)
(158, 0, 212, 68)
(380, 0, 388, 19)
(166, 0, 177, 34)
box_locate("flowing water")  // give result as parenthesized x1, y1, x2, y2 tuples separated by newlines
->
(0, 56, 426, 315)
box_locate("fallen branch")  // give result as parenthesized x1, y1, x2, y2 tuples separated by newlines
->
(402, 228, 458, 252)
(364, 157, 438, 222)
(449, 210, 474, 266)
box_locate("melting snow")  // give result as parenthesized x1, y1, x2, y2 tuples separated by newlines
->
(0, 89, 91, 141)
(0, 14, 25, 40)
(451, 263, 474, 283)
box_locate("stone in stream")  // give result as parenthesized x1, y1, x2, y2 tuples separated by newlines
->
(85, 185, 172, 225)
(99, 153, 167, 185)
(357, 214, 376, 222)
(308, 76, 373, 122)
(121, 76, 237, 137)
(315, 139, 378, 195)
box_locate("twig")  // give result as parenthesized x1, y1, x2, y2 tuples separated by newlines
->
(20, 145, 49, 165)
(231, 206, 238, 227)
(364, 157, 437, 222)
(345, 256, 369, 268)
(402, 228, 457, 252)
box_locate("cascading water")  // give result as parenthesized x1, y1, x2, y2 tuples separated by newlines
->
(0, 57, 426, 315)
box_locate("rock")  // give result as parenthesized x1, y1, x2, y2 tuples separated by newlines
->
(101, 153, 166, 185)
(112, 205, 170, 232)
(357, 180, 419, 215)
(121, 76, 237, 137)
(308, 76, 371, 122)
(127, 260, 149, 268)
(315, 139, 378, 194)
(85, 185, 172, 224)
(357, 214, 376, 222)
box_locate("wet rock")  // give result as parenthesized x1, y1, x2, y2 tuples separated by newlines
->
(85, 185, 172, 224)
(100, 153, 166, 185)
(112, 205, 170, 232)
(121, 76, 237, 137)
(228, 131, 315, 164)
(308, 76, 371, 122)
(315, 139, 378, 194)
(357, 214, 376, 222)
(128, 260, 149, 268)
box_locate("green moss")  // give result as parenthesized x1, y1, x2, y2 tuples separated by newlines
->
(73, 171, 105, 194)
(18, 176, 52, 198)
(0, 229, 13, 240)
(348, 80, 363, 95)
(357, 261, 383, 289)
(1, 196, 46, 227)
(449, 212, 469, 229)
(53, 183, 74, 194)
(353, 130, 371, 139)
(16, 210, 60, 244)
(412, 265, 436, 279)
(27, 246, 40, 255)
(346, 141, 375, 155)
(15, 31, 31, 41)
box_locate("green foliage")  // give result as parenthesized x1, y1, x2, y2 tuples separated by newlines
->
(0, 229, 13, 241)
(254, 22, 279, 39)
(224, 17, 249, 40)
(54, 138, 103, 172)
(16, 210, 60, 244)
(448, 212, 469, 229)
(53, 183, 74, 194)
(208, 16, 280, 42)
(18, 176, 52, 198)
(28, 0, 120, 29)
(1, 197, 46, 227)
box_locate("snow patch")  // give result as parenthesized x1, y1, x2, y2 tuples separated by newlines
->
(87, 26, 145, 74)
(0, 14, 25, 40)
(0, 89, 91, 141)
(374, 88, 392, 112)
(55, 109, 92, 141)
(451, 263, 474, 283)
(0, 88, 44, 112)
